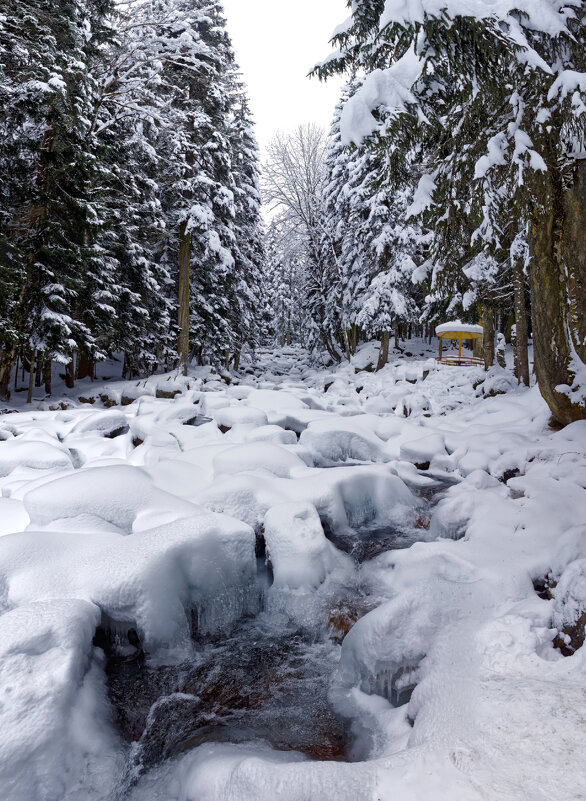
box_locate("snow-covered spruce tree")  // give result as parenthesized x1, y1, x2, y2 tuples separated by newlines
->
(320, 82, 360, 358)
(0, 0, 116, 398)
(81, 0, 177, 380)
(322, 79, 422, 368)
(225, 85, 265, 370)
(316, 0, 585, 423)
(148, 0, 239, 373)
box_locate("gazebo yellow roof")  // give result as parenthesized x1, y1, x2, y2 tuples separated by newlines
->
(435, 322, 483, 340)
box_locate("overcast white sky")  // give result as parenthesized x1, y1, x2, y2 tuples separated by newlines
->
(221, 0, 348, 153)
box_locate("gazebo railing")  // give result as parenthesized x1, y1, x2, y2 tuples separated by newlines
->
(435, 355, 484, 366)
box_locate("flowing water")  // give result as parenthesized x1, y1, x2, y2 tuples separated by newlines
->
(99, 480, 446, 791)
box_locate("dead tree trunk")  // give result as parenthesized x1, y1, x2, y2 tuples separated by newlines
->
(177, 221, 191, 377)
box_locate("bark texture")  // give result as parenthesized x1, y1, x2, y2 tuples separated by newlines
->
(65, 358, 75, 389)
(377, 330, 390, 371)
(0, 351, 15, 402)
(43, 359, 52, 396)
(513, 259, 530, 386)
(77, 353, 95, 381)
(481, 303, 495, 370)
(530, 160, 586, 425)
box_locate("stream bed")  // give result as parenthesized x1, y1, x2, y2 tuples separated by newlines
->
(100, 483, 445, 790)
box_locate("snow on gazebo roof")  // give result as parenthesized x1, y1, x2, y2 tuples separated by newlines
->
(435, 321, 483, 338)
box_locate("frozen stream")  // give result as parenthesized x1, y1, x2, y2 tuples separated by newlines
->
(102, 497, 439, 790)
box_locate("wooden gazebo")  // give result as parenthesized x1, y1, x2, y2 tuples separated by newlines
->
(435, 322, 484, 366)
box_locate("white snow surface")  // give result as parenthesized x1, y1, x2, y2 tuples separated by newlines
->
(0, 340, 585, 801)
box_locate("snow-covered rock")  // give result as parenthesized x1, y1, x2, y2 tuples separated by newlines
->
(263, 503, 340, 589)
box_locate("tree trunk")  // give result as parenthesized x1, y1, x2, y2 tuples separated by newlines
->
(77, 352, 95, 381)
(529, 160, 586, 425)
(225, 348, 230, 372)
(496, 334, 506, 368)
(351, 324, 357, 356)
(481, 303, 495, 370)
(177, 221, 191, 377)
(394, 321, 400, 350)
(322, 331, 341, 363)
(43, 358, 52, 396)
(342, 327, 351, 363)
(0, 351, 15, 402)
(233, 348, 241, 372)
(562, 159, 586, 380)
(377, 330, 390, 371)
(65, 357, 75, 389)
(35, 355, 43, 387)
(27, 350, 35, 404)
(512, 258, 530, 386)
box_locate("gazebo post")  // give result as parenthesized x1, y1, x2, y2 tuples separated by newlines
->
(439, 337, 443, 361)
(458, 333, 462, 360)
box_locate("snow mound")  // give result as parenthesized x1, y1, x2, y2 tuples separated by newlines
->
(72, 410, 129, 436)
(213, 442, 307, 479)
(129, 741, 376, 801)
(0, 599, 121, 801)
(300, 417, 390, 465)
(214, 405, 268, 429)
(263, 503, 340, 589)
(244, 425, 298, 444)
(23, 465, 198, 532)
(245, 389, 308, 411)
(0, 439, 72, 477)
(0, 513, 256, 651)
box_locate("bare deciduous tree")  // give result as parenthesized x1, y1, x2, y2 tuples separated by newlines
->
(262, 124, 343, 361)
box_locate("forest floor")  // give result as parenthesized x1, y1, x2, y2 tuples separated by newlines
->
(0, 341, 585, 801)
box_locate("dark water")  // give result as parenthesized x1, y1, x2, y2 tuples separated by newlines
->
(103, 605, 357, 777)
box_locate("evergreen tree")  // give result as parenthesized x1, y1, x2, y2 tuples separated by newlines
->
(0, 0, 116, 398)
(226, 87, 265, 369)
(316, 0, 586, 422)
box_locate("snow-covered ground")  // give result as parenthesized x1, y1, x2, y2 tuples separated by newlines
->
(0, 341, 585, 801)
